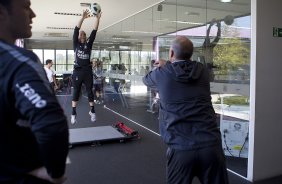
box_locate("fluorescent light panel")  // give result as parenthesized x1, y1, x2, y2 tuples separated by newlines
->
(220, 0, 233, 2)
(122, 31, 163, 34)
(156, 19, 203, 25)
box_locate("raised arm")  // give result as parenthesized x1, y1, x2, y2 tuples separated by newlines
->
(93, 12, 102, 31)
(203, 21, 214, 47)
(77, 9, 90, 28)
(203, 19, 221, 47)
(212, 21, 221, 44)
(73, 10, 90, 50)
(87, 12, 102, 48)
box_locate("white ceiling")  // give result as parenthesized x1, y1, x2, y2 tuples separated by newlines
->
(28, 0, 251, 50)
(30, 0, 163, 39)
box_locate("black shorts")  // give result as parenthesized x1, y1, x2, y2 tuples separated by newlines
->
(166, 145, 229, 184)
(72, 70, 94, 102)
(94, 83, 102, 92)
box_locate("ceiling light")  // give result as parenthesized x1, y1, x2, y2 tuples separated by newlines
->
(184, 11, 200, 16)
(156, 19, 203, 25)
(122, 31, 163, 35)
(220, 0, 233, 2)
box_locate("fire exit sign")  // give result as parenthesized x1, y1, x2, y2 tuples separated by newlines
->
(273, 27, 282, 37)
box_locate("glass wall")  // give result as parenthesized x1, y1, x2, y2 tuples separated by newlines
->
(67, 50, 75, 72)
(154, 0, 251, 178)
(43, 49, 55, 67)
(29, 0, 251, 178)
(55, 50, 67, 71)
(32, 49, 43, 64)
(100, 0, 251, 177)
(32, 48, 153, 75)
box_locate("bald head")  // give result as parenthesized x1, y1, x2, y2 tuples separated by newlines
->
(170, 36, 194, 61)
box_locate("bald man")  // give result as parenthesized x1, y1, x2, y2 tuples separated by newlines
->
(143, 36, 229, 184)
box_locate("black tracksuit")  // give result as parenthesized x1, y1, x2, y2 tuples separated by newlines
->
(0, 40, 69, 183)
(72, 26, 97, 102)
(143, 60, 229, 184)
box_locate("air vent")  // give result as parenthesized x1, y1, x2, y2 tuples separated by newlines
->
(80, 3, 91, 7)
(47, 27, 74, 30)
(43, 33, 69, 38)
(54, 12, 81, 16)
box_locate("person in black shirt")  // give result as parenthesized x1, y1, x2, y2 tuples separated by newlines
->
(71, 9, 101, 124)
(143, 36, 228, 184)
(0, 0, 69, 183)
(202, 19, 221, 82)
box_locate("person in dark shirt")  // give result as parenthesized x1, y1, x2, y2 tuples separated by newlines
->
(143, 36, 229, 184)
(0, 0, 69, 183)
(202, 19, 221, 82)
(71, 9, 101, 124)
(92, 59, 104, 104)
(202, 19, 221, 64)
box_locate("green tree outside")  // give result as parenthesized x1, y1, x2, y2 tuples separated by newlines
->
(213, 25, 250, 75)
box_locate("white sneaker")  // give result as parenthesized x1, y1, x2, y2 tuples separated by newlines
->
(89, 111, 96, 122)
(71, 115, 77, 124)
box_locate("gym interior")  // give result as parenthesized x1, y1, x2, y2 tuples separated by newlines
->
(19, 0, 282, 183)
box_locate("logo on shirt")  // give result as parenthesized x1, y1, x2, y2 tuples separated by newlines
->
(16, 83, 47, 108)
(77, 50, 90, 60)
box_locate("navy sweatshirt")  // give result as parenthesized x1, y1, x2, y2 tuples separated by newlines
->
(143, 60, 221, 150)
(0, 40, 69, 181)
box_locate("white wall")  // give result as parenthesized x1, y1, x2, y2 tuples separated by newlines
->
(249, 0, 282, 181)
